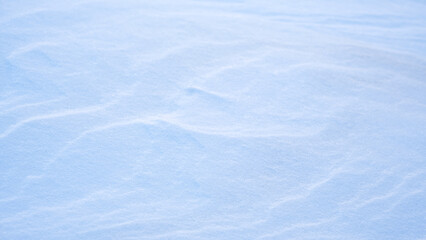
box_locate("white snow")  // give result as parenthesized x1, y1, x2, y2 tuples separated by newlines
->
(1, 0, 426, 239)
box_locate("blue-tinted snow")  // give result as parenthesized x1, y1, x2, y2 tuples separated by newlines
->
(1, 0, 426, 239)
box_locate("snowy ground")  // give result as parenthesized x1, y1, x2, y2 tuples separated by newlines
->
(1, 0, 426, 239)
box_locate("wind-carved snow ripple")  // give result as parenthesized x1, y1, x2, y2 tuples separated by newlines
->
(1, 0, 426, 240)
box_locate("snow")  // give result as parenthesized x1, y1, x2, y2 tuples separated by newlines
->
(1, 0, 426, 239)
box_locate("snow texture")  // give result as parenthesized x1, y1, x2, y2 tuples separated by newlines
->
(1, 0, 426, 239)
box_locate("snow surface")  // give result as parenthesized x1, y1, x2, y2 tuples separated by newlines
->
(1, 0, 426, 239)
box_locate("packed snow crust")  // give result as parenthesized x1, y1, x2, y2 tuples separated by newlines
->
(1, 0, 426, 239)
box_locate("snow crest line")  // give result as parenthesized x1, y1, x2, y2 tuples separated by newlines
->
(0, 102, 114, 139)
